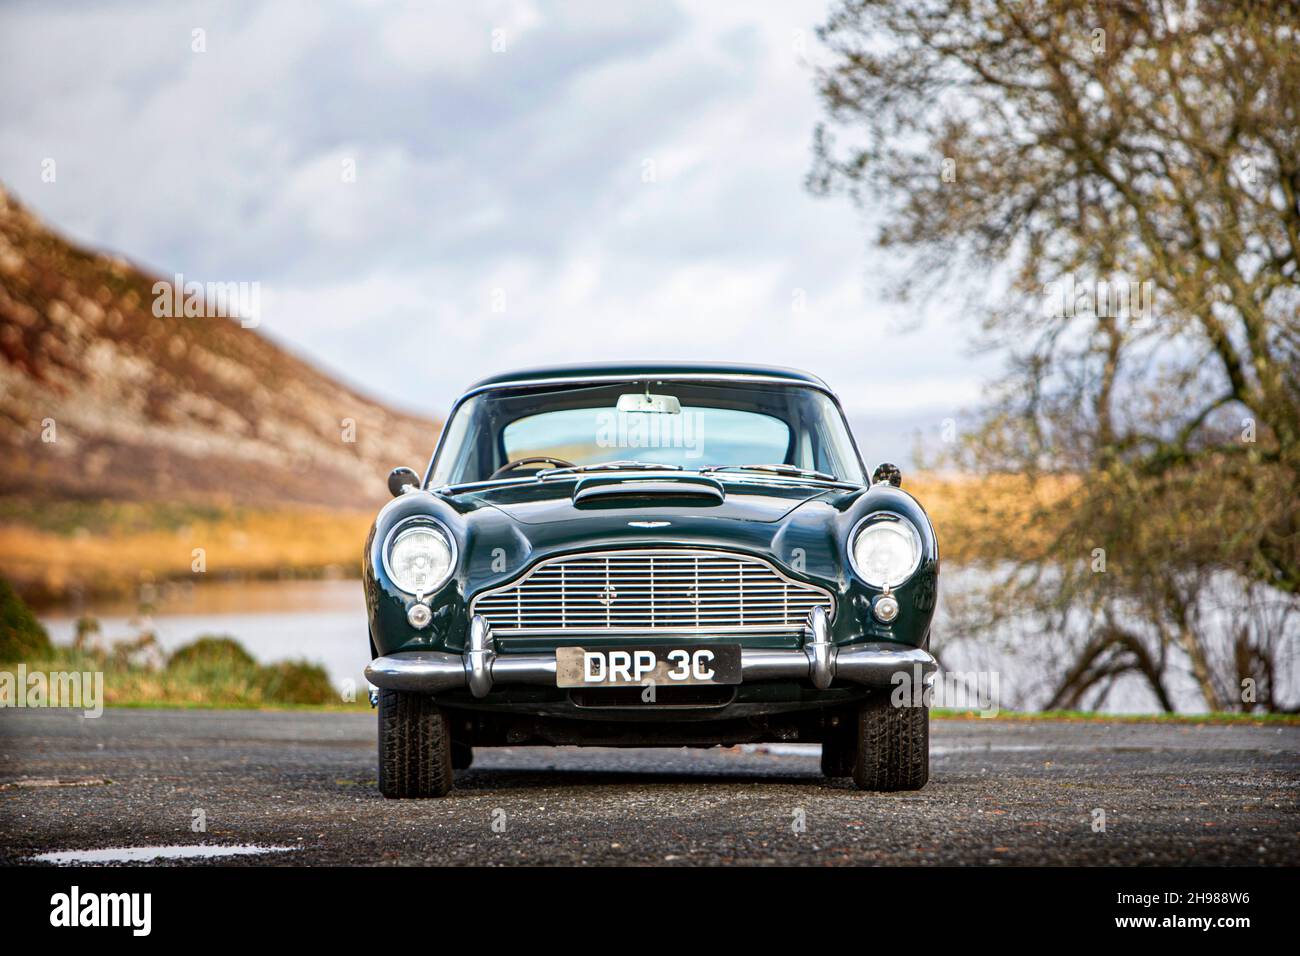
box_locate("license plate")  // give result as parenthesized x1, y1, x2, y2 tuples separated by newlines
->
(555, 644, 742, 688)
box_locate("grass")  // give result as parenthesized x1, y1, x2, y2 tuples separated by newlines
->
(100, 699, 371, 712)
(0, 499, 231, 536)
(2, 564, 355, 709)
(0, 499, 373, 605)
(0, 473, 1040, 605)
(2, 634, 350, 709)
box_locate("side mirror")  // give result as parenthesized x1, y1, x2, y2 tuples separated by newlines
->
(872, 462, 903, 487)
(387, 466, 420, 498)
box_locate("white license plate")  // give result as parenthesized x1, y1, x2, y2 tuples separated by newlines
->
(555, 644, 742, 688)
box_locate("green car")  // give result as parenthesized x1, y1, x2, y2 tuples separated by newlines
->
(364, 363, 939, 796)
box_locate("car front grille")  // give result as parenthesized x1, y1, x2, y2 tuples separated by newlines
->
(470, 548, 833, 637)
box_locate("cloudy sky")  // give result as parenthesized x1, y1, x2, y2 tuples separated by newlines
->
(0, 0, 1000, 464)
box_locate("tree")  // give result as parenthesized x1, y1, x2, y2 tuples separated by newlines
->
(811, 0, 1299, 710)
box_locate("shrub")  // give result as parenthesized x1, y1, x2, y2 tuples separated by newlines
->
(166, 635, 257, 672)
(253, 660, 336, 705)
(165, 636, 337, 706)
(0, 576, 53, 661)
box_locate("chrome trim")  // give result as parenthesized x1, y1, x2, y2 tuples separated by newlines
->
(832, 642, 939, 688)
(872, 593, 900, 624)
(490, 653, 557, 685)
(469, 548, 834, 637)
(365, 650, 467, 693)
(847, 511, 923, 589)
(364, 611, 938, 696)
(380, 518, 458, 597)
(464, 614, 495, 698)
(460, 372, 836, 400)
(804, 604, 833, 689)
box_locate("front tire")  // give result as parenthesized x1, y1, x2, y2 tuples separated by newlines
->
(852, 693, 929, 791)
(820, 712, 856, 777)
(377, 689, 454, 798)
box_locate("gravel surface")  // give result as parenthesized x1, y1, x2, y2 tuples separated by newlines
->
(1, 709, 1296, 865)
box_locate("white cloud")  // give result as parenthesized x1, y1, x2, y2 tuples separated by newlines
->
(0, 0, 1001, 464)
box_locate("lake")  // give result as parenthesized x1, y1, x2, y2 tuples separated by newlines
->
(38, 573, 1292, 713)
(40, 580, 373, 695)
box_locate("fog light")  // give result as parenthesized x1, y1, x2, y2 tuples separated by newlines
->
(873, 594, 899, 624)
(407, 603, 432, 629)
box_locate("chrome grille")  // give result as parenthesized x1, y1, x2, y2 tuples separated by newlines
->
(471, 549, 833, 636)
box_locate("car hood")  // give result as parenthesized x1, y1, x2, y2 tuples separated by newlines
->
(461, 473, 835, 525)
(366, 475, 939, 654)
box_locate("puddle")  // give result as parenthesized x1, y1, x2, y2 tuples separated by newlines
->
(930, 744, 1051, 755)
(1, 778, 112, 790)
(740, 743, 1058, 757)
(30, 844, 299, 864)
(741, 743, 818, 756)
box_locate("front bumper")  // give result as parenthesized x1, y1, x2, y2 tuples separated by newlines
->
(365, 607, 937, 699)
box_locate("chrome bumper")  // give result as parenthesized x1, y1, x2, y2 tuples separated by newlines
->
(365, 607, 937, 699)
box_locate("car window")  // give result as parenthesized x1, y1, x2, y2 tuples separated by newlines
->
(427, 381, 866, 486)
(502, 406, 789, 469)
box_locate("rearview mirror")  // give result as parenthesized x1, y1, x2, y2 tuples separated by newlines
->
(616, 392, 681, 414)
(388, 466, 420, 497)
(872, 462, 903, 487)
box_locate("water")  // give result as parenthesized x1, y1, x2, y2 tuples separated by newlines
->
(39, 580, 370, 692)
(36, 573, 1296, 712)
(36, 576, 1037, 706)
(31, 844, 298, 864)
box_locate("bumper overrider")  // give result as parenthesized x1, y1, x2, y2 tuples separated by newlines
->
(366, 606, 937, 699)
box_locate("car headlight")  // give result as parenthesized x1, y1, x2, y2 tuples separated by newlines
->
(850, 514, 922, 588)
(383, 522, 455, 595)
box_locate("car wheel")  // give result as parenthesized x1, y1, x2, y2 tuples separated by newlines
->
(820, 712, 856, 777)
(377, 688, 454, 798)
(851, 693, 929, 791)
(451, 741, 474, 770)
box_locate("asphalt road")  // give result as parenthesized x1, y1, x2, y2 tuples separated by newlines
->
(1, 709, 1296, 865)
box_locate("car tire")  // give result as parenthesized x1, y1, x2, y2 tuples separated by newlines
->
(820, 712, 856, 777)
(377, 689, 454, 798)
(851, 693, 929, 791)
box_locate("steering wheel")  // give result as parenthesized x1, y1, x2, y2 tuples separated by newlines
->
(489, 456, 577, 479)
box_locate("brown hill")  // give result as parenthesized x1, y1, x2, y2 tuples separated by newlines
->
(0, 186, 439, 509)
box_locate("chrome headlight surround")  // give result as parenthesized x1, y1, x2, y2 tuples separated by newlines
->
(381, 519, 457, 597)
(848, 512, 923, 589)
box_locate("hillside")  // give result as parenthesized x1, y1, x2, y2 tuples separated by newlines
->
(0, 187, 1012, 605)
(0, 186, 438, 510)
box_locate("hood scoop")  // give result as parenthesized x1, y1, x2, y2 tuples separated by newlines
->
(467, 474, 832, 524)
(572, 474, 725, 508)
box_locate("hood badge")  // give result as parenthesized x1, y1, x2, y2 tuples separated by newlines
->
(628, 520, 671, 528)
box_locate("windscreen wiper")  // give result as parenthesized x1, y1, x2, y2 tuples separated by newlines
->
(539, 460, 684, 478)
(699, 463, 847, 483)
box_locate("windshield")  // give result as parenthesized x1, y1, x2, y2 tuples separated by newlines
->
(427, 380, 866, 486)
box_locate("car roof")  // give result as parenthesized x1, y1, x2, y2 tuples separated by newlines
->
(464, 362, 831, 393)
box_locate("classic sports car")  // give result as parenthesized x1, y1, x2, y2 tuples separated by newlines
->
(364, 363, 938, 796)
